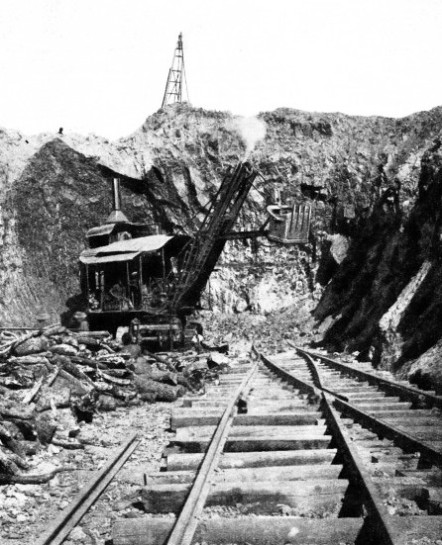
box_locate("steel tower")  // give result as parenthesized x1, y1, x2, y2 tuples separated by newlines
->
(161, 33, 190, 108)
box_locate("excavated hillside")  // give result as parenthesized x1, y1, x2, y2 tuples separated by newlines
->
(314, 142, 442, 390)
(1, 103, 442, 383)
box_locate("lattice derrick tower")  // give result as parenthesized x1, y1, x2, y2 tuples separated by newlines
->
(161, 33, 190, 108)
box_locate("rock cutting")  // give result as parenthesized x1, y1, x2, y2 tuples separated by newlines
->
(1, 29, 442, 545)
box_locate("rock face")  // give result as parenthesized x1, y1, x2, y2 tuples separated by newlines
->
(2, 103, 442, 378)
(12, 138, 195, 322)
(314, 143, 442, 385)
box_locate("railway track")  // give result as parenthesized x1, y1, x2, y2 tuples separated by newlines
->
(111, 350, 442, 545)
(285, 346, 442, 463)
(32, 348, 442, 545)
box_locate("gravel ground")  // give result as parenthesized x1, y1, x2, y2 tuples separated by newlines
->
(0, 400, 176, 545)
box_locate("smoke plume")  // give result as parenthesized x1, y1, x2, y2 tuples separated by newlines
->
(232, 116, 267, 159)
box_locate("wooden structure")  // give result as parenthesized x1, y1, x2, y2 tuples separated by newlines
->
(161, 33, 190, 108)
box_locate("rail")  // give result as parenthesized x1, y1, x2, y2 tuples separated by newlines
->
(165, 361, 258, 545)
(259, 351, 398, 544)
(113, 353, 442, 545)
(284, 346, 442, 466)
(294, 344, 442, 409)
(35, 433, 139, 545)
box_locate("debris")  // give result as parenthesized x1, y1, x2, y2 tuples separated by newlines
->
(13, 336, 49, 357)
(35, 414, 57, 444)
(22, 375, 45, 404)
(50, 343, 79, 357)
(0, 324, 231, 483)
(134, 376, 183, 402)
(208, 352, 230, 368)
(69, 526, 88, 541)
(201, 340, 229, 353)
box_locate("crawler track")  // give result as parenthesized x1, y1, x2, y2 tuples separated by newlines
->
(112, 352, 442, 545)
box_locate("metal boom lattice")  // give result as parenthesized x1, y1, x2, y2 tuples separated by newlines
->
(161, 33, 190, 108)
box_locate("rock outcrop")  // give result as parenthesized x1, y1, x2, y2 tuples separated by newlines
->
(314, 141, 442, 388)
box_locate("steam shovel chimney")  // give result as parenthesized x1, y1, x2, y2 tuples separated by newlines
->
(106, 178, 129, 224)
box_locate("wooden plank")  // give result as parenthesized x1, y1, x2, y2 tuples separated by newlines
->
(368, 409, 433, 418)
(118, 464, 343, 486)
(171, 435, 332, 453)
(407, 428, 442, 440)
(174, 425, 328, 441)
(348, 395, 396, 402)
(215, 463, 343, 483)
(171, 414, 220, 428)
(113, 515, 364, 545)
(117, 470, 195, 485)
(183, 399, 309, 409)
(137, 478, 349, 514)
(386, 515, 442, 544)
(226, 436, 331, 452)
(248, 403, 317, 413)
(234, 413, 322, 426)
(355, 401, 412, 410)
(166, 448, 338, 470)
(170, 411, 321, 429)
(382, 417, 441, 427)
(230, 424, 326, 436)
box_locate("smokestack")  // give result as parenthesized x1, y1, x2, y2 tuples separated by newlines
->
(106, 178, 130, 224)
(113, 178, 121, 211)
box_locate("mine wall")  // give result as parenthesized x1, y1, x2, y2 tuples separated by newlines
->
(2, 105, 442, 380)
(315, 143, 442, 389)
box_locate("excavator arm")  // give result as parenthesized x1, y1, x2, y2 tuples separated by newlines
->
(171, 162, 258, 313)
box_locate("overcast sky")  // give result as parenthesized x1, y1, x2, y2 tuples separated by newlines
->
(1, 0, 441, 139)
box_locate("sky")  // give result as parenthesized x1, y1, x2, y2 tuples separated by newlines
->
(1, 0, 442, 139)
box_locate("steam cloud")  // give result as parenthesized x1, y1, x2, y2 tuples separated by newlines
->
(233, 116, 267, 159)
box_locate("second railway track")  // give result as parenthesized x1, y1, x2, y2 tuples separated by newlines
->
(112, 349, 442, 545)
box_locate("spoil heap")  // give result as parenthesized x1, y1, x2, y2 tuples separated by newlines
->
(0, 326, 227, 484)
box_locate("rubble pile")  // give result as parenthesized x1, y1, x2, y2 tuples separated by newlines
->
(0, 325, 227, 484)
(203, 299, 318, 356)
